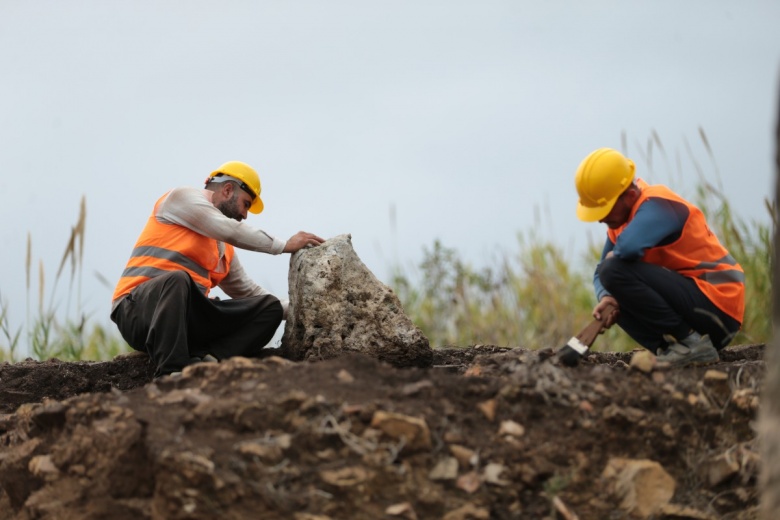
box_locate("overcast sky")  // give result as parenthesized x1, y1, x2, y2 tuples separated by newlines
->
(1, 1, 778, 353)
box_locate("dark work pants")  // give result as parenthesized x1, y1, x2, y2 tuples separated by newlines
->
(111, 271, 284, 377)
(598, 257, 741, 354)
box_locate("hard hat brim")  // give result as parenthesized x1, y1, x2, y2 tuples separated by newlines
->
(250, 197, 264, 214)
(576, 198, 617, 222)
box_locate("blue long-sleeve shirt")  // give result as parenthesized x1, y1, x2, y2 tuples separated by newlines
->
(593, 196, 690, 301)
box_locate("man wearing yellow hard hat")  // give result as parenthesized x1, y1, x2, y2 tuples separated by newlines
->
(575, 148, 745, 366)
(110, 160, 324, 379)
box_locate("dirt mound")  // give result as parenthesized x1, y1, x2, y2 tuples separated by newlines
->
(0, 344, 765, 519)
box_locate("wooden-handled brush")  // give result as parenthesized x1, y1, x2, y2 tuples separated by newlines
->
(557, 302, 617, 367)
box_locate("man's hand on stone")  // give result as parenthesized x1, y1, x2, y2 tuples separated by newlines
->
(284, 231, 325, 253)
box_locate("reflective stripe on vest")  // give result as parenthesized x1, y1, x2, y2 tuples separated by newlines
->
(126, 245, 211, 280)
(119, 266, 209, 294)
(697, 269, 746, 285)
(681, 254, 746, 284)
(112, 191, 234, 302)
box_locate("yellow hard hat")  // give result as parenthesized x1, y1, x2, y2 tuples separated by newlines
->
(207, 161, 264, 214)
(574, 148, 635, 222)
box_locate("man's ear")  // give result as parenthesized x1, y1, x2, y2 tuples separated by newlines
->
(627, 185, 641, 203)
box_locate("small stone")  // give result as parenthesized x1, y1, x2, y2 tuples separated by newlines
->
(295, 513, 334, 520)
(703, 370, 728, 382)
(235, 442, 282, 462)
(28, 455, 59, 477)
(442, 503, 490, 520)
(400, 380, 433, 396)
(478, 399, 497, 422)
(630, 350, 656, 373)
(319, 466, 372, 487)
(455, 471, 481, 494)
(385, 502, 418, 519)
(443, 431, 465, 443)
(429, 457, 459, 481)
(463, 365, 483, 377)
(316, 449, 337, 460)
(700, 451, 740, 487)
(601, 458, 676, 517)
(449, 444, 477, 468)
(498, 420, 525, 438)
(483, 462, 509, 486)
(336, 369, 355, 383)
(732, 388, 759, 411)
(658, 504, 716, 519)
(370, 411, 432, 451)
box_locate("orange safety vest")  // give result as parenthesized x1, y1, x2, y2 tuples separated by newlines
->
(112, 192, 235, 302)
(607, 181, 745, 323)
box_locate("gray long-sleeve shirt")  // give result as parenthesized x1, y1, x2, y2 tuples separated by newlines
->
(124, 186, 290, 315)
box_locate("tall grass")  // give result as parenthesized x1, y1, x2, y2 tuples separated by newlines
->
(0, 196, 128, 362)
(0, 134, 772, 361)
(392, 131, 773, 351)
(689, 131, 773, 345)
(390, 235, 636, 351)
(0, 293, 22, 362)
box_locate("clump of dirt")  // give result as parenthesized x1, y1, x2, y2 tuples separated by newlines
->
(0, 344, 765, 519)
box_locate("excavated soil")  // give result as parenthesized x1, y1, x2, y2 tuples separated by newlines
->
(0, 343, 766, 519)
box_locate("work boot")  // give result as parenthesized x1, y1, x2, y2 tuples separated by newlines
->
(656, 332, 719, 367)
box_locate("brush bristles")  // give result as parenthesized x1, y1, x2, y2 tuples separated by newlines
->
(557, 345, 582, 367)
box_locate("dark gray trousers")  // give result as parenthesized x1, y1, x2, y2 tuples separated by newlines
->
(111, 271, 283, 377)
(598, 257, 741, 353)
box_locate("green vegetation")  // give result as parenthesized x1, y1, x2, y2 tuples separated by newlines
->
(390, 183, 771, 351)
(0, 134, 773, 361)
(391, 234, 618, 351)
(688, 132, 773, 346)
(0, 197, 129, 363)
(0, 296, 22, 361)
(542, 471, 573, 505)
(392, 132, 773, 351)
(391, 235, 634, 351)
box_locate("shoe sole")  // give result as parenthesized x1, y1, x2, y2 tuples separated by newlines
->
(665, 351, 720, 368)
(153, 371, 182, 381)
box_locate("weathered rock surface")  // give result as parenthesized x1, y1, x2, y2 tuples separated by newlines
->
(280, 234, 432, 368)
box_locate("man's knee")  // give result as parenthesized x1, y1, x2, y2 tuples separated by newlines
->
(242, 295, 284, 329)
(155, 271, 195, 298)
(162, 270, 192, 286)
(598, 256, 623, 290)
(268, 298, 284, 326)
